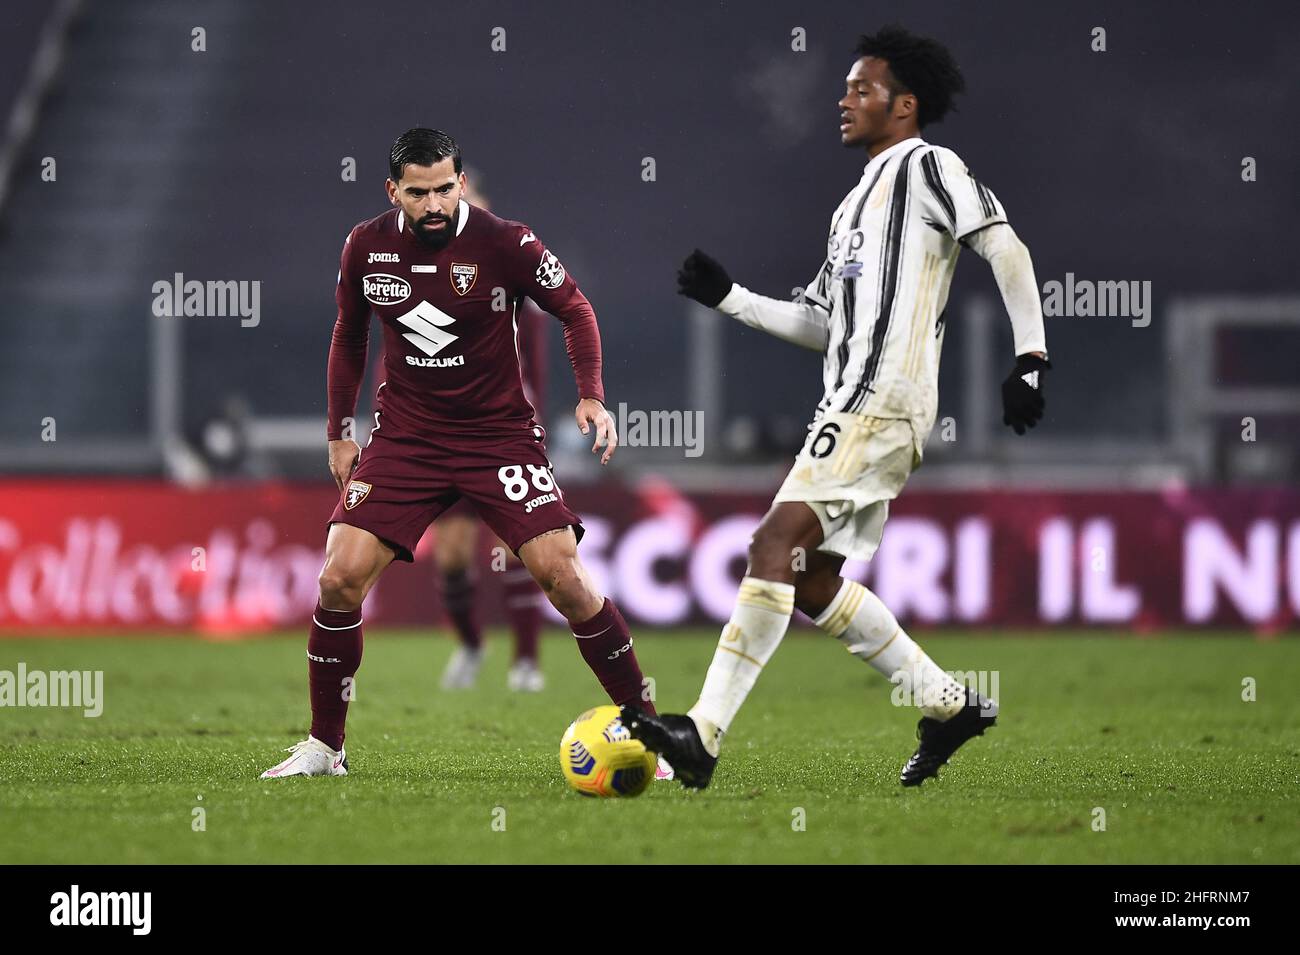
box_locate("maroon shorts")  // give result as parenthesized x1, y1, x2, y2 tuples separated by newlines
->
(328, 426, 583, 562)
(440, 497, 476, 520)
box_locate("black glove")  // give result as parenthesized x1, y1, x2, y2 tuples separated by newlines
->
(1001, 354, 1051, 435)
(677, 249, 733, 308)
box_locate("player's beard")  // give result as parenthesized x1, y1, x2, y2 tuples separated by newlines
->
(412, 206, 458, 250)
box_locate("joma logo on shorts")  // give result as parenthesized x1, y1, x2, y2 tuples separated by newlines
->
(523, 492, 557, 514)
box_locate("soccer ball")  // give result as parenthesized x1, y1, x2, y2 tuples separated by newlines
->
(559, 705, 657, 798)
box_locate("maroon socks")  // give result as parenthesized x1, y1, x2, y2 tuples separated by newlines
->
(572, 598, 655, 714)
(440, 568, 483, 650)
(307, 594, 647, 752)
(502, 565, 542, 662)
(307, 601, 364, 751)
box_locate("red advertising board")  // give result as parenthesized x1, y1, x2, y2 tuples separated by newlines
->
(0, 480, 1295, 632)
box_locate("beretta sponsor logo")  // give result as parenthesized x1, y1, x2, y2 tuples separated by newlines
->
(362, 273, 411, 305)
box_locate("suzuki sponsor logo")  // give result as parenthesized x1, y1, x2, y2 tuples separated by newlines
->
(362, 273, 411, 306)
(405, 355, 465, 367)
(396, 300, 460, 362)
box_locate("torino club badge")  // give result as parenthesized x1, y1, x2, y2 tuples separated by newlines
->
(344, 481, 372, 510)
(450, 263, 477, 295)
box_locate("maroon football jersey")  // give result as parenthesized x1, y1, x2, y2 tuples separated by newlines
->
(327, 201, 601, 443)
(516, 300, 549, 412)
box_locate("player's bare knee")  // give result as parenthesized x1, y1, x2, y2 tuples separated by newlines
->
(545, 559, 580, 596)
(528, 556, 564, 596)
(318, 568, 364, 610)
(523, 549, 554, 586)
(794, 547, 845, 614)
(534, 559, 589, 618)
(746, 525, 797, 582)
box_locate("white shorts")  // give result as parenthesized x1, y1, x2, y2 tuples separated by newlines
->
(773, 412, 918, 561)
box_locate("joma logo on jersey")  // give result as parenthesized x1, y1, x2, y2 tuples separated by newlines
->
(450, 263, 477, 295)
(367, 252, 400, 263)
(344, 481, 372, 510)
(362, 273, 411, 305)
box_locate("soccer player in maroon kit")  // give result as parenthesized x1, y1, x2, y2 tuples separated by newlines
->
(435, 300, 551, 692)
(431, 175, 551, 693)
(262, 128, 655, 778)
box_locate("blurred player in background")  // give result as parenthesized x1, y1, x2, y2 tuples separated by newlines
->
(263, 128, 657, 778)
(429, 175, 548, 693)
(625, 26, 1050, 788)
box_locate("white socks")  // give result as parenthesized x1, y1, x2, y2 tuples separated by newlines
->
(813, 578, 967, 720)
(687, 576, 966, 759)
(689, 577, 795, 756)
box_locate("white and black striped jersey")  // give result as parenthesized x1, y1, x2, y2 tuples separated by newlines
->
(802, 136, 1011, 447)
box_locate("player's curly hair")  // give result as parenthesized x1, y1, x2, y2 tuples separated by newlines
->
(389, 127, 462, 181)
(854, 26, 965, 128)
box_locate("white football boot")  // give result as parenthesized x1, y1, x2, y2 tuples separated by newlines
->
(440, 646, 483, 689)
(506, 658, 545, 692)
(655, 756, 675, 781)
(259, 736, 348, 779)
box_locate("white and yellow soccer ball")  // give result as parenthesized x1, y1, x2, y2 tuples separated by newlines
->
(559, 705, 657, 798)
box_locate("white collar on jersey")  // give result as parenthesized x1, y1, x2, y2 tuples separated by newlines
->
(396, 199, 471, 237)
(861, 136, 927, 176)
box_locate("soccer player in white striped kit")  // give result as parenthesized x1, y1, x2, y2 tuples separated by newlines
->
(625, 26, 1050, 788)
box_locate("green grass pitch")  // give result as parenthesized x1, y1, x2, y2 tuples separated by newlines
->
(0, 630, 1296, 864)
